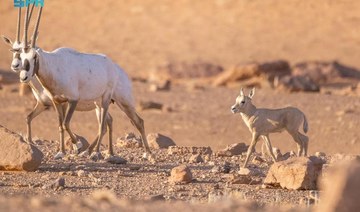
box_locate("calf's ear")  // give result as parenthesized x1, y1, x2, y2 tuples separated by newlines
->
(249, 87, 255, 98)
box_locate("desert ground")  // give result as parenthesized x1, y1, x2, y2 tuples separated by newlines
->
(0, 0, 359, 211)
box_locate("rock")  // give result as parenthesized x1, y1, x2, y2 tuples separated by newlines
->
(212, 60, 291, 86)
(0, 125, 43, 171)
(105, 155, 127, 164)
(228, 174, 252, 184)
(189, 153, 204, 163)
(147, 133, 176, 149)
(169, 165, 192, 184)
(264, 157, 324, 190)
(216, 143, 248, 157)
(116, 133, 143, 148)
(317, 160, 360, 212)
(168, 146, 212, 155)
(252, 155, 265, 164)
(138, 101, 163, 111)
(292, 61, 360, 85)
(65, 134, 89, 152)
(238, 167, 263, 176)
(274, 75, 320, 92)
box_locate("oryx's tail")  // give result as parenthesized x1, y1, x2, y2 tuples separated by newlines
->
(303, 114, 308, 134)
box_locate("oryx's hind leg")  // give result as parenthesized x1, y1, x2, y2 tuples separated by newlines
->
(53, 103, 66, 159)
(25, 101, 47, 143)
(262, 135, 277, 163)
(298, 132, 309, 156)
(62, 100, 83, 154)
(85, 109, 112, 156)
(118, 102, 152, 157)
(288, 130, 305, 156)
(89, 97, 112, 161)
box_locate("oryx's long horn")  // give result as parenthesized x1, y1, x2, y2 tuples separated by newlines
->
(31, 7, 43, 48)
(27, 3, 35, 29)
(15, 7, 21, 43)
(23, 5, 30, 49)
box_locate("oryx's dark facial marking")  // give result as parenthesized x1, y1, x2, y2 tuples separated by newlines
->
(23, 59, 30, 72)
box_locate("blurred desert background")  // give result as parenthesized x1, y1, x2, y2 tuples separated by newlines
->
(0, 1, 359, 210)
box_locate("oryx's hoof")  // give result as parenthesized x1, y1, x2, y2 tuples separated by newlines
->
(78, 149, 90, 158)
(72, 141, 83, 154)
(142, 152, 156, 164)
(54, 152, 65, 160)
(90, 152, 103, 162)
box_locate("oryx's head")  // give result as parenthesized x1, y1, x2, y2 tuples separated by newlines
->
(231, 87, 255, 114)
(2, 4, 35, 72)
(19, 6, 42, 83)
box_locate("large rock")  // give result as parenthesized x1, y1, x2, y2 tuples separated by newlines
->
(0, 125, 43, 171)
(264, 156, 324, 190)
(216, 143, 248, 157)
(169, 165, 192, 184)
(273, 75, 320, 92)
(212, 60, 291, 86)
(147, 133, 176, 149)
(317, 160, 360, 212)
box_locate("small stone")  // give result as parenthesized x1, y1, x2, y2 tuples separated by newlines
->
(272, 147, 282, 160)
(169, 165, 192, 184)
(147, 133, 176, 149)
(216, 143, 248, 157)
(42, 178, 65, 190)
(116, 133, 142, 148)
(252, 155, 265, 164)
(77, 170, 87, 177)
(138, 101, 163, 110)
(228, 174, 252, 184)
(211, 162, 231, 174)
(189, 153, 204, 163)
(238, 167, 263, 176)
(105, 155, 127, 164)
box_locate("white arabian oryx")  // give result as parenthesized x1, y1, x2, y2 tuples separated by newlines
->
(2, 6, 115, 159)
(231, 88, 309, 168)
(16, 6, 152, 160)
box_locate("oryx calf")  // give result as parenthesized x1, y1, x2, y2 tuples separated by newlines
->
(231, 88, 309, 168)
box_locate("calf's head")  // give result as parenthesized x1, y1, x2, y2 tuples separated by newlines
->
(231, 87, 255, 114)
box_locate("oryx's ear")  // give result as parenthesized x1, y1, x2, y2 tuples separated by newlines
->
(240, 88, 244, 96)
(249, 87, 255, 98)
(1, 35, 13, 47)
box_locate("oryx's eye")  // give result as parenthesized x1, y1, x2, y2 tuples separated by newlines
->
(241, 101, 245, 104)
(23, 59, 30, 72)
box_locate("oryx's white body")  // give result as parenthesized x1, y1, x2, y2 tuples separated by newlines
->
(231, 88, 309, 168)
(12, 4, 151, 161)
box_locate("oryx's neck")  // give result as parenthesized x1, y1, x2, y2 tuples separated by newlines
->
(34, 49, 55, 91)
(240, 104, 257, 123)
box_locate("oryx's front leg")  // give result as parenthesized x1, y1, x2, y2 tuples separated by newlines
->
(63, 100, 82, 154)
(262, 135, 277, 163)
(25, 101, 47, 143)
(243, 132, 260, 168)
(53, 103, 65, 159)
